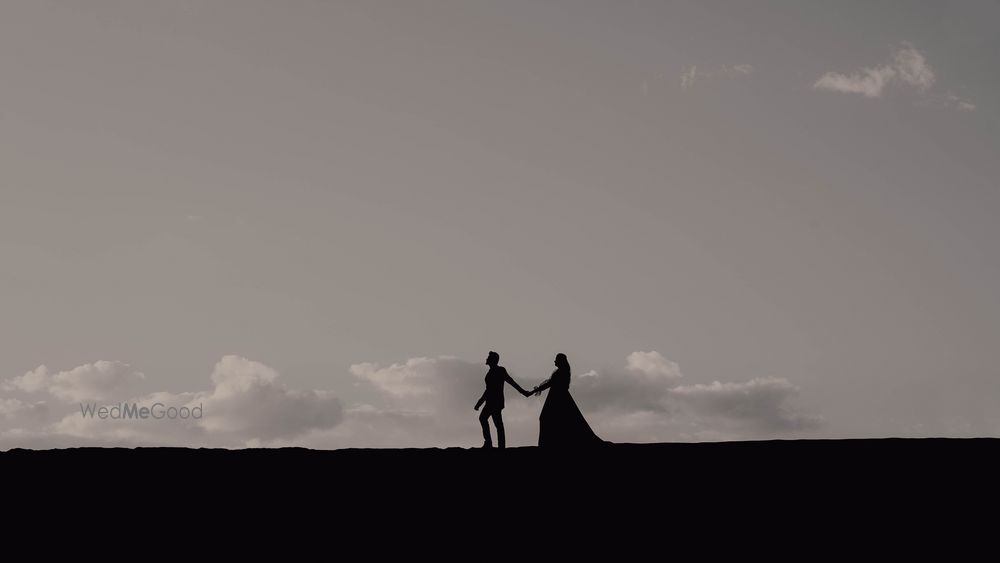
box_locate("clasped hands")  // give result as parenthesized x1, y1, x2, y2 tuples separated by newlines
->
(474, 387, 542, 410)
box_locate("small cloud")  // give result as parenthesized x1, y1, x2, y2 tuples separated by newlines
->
(892, 44, 934, 90)
(626, 351, 682, 379)
(814, 65, 896, 97)
(680, 63, 754, 90)
(914, 91, 978, 112)
(946, 93, 976, 111)
(681, 65, 699, 90)
(813, 43, 935, 99)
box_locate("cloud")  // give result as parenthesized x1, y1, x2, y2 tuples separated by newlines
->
(944, 93, 976, 112)
(813, 43, 978, 111)
(350, 357, 449, 398)
(3, 361, 144, 402)
(814, 66, 895, 98)
(681, 66, 698, 90)
(892, 45, 934, 90)
(335, 356, 503, 447)
(572, 357, 820, 441)
(2, 356, 343, 448)
(335, 351, 819, 446)
(2, 352, 820, 449)
(626, 351, 682, 379)
(196, 356, 343, 441)
(671, 377, 822, 431)
(680, 64, 754, 90)
(0, 398, 49, 422)
(813, 43, 935, 98)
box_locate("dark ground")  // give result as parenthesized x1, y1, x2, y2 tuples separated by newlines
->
(4, 439, 996, 549)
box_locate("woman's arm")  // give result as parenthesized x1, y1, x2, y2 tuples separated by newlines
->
(532, 378, 553, 395)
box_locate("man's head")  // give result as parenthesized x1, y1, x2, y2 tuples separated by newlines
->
(485, 351, 500, 366)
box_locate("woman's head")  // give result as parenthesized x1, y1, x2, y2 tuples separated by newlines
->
(554, 353, 569, 370)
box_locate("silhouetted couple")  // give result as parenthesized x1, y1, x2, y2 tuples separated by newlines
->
(474, 350, 604, 449)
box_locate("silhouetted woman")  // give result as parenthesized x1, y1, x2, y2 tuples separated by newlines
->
(530, 353, 605, 447)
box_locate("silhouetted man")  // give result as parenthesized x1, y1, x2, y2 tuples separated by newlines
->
(474, 351, 530, 449)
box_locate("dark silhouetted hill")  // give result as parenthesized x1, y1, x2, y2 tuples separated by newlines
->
(5, 439, 996, 547)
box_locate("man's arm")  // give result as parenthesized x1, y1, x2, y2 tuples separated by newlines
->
(504, 371, 531, 397)
(475, 390, 486, 410)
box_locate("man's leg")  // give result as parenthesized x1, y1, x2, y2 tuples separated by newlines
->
(479, 409, 493, 447)
(491, 411, 505, 449)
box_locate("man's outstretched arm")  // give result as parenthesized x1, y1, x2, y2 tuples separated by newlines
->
(475, 391, 487, 410)
(504, 372, 532, 397)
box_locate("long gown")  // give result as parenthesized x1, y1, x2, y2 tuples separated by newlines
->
(537, 367, 605, 447)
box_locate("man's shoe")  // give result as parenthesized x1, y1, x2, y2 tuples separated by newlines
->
(481, 441, 493, 449)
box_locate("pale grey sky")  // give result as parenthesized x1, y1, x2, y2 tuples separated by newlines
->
(2, 1, 998, 448)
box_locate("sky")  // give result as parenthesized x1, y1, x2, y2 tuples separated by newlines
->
(2, 0, 999, 448)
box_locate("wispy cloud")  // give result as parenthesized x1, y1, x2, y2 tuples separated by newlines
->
(815, 41, 955, 101)
(813, 43, 977, 111)
(944, 92, 976, 112)
(814, 65, 896, 98)
(680, 64, 754, 90)
(814, 43, 934, 98)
